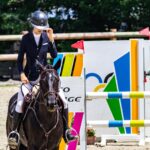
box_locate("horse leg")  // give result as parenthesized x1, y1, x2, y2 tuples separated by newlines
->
(27, 144, 37, 150)
(19, 143, 27, 150)
(52, 145, 59, 150)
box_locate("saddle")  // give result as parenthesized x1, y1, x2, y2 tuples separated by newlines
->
(9, 92, 35, 118)
(9, 93, 17, 117)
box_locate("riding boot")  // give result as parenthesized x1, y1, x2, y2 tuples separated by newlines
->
(8, 111, 22, 149)
(63, 108, 78, 143)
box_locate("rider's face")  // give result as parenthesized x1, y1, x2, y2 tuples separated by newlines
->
(33, 27, 42, 35)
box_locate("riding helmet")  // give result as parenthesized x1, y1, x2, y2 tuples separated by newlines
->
(28, 10, 49, 30)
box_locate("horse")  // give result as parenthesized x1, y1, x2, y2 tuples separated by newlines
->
(6, 62, 64, 150)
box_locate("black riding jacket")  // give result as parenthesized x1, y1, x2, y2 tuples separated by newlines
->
(17, 31, 57, 81)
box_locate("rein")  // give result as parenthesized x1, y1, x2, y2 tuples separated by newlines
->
(29, 107, 59, 150)
(43, 91, 58, 97)
(24, 89, 60, 150)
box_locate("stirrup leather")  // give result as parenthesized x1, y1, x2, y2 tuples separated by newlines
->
(8, 131, 20, 149)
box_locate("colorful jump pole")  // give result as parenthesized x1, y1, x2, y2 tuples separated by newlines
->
(86, 91, 150, 100)
(87, 120, 150, 127)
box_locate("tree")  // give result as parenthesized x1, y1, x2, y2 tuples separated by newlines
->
(1, 0, 150, 52)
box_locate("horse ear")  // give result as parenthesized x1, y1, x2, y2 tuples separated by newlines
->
(53, 59, 61, 71)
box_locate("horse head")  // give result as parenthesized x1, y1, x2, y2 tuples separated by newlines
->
(37, 60, 61, 112)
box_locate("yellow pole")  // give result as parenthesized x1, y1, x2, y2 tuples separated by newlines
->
(130, 39, 138, 134)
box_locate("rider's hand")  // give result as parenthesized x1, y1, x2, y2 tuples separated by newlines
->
(20, 73, 29, 84)
(46, 28, 54, 43)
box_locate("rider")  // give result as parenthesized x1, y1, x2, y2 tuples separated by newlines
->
(8, 10, 78, 147)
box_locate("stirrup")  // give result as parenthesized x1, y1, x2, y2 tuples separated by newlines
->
(65, 128, 79, 143)
(8, 131, 20, 149)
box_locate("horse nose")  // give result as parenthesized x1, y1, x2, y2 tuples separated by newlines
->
(48, 104, 56, 112)
(49, 103, 55, 108)
(48, 100, 57, 112)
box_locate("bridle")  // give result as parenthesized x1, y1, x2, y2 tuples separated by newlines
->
(25, 64, 61, 149)
(40, 68, 60, 104)
(40, 68, 60, 80)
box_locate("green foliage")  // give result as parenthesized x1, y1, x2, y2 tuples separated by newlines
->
(1, 0, 150, 52)
(86, 127, 96, 137)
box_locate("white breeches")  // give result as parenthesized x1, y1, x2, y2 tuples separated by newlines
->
(15, 81, 68, 113)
